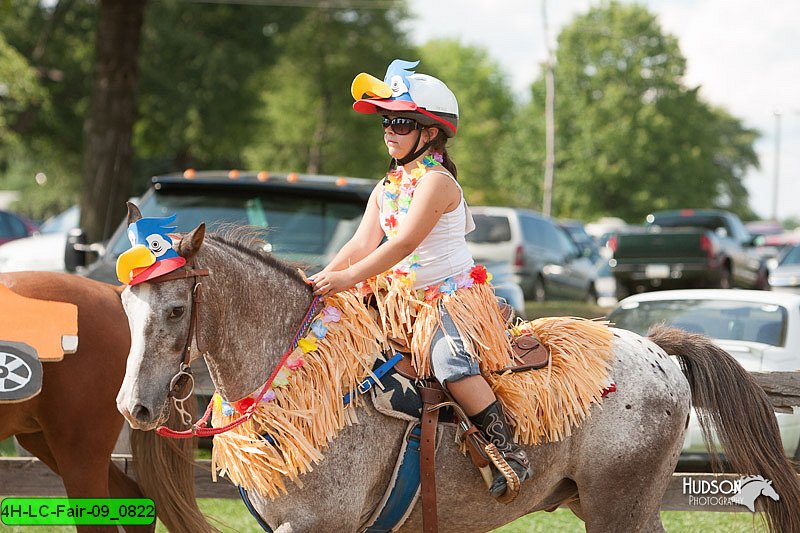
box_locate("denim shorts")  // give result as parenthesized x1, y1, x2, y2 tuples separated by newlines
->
(429, 303, 482, 385)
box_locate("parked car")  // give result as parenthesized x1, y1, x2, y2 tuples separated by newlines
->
(0, 209, 38, 246)
(76, 171, 374, 283)
(466, 206, 596, 302)
(745, 220, 784, 239)
(593, 259, 618, 308)
(0, 205, 79, 272)
(559, 219, 601, 264)
(608, 289, 800, 463)
(769, 244, 800, 294)
(610, 209, 769, 297)
(483, 259, 526, 319)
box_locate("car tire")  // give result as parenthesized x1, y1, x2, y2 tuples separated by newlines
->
(755, 268, 770, 291)
(532, 276, 547, 302)
(585, 286, 598, 305)
(794, 435, 800, 466)
(717, 264, 732, 289)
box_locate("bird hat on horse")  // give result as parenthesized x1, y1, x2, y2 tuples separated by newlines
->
(116, 211, 800, 533)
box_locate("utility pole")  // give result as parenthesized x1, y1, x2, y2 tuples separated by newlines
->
(771, 109, 781, 221)
(541, 0, 556, 217)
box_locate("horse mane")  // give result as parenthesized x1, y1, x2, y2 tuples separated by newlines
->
(203, 226, 309, 289)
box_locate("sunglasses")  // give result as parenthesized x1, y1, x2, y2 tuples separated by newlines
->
(381, 116, 421, 135)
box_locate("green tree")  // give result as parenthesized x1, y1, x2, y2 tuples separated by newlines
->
(0, 34, 45, 155)
(524, 2, 759, 222)
(134, 2, 304, 176)
(0, 0, 97, 219)
(418, 39, 516, 205)
(243, 2, 414, 180)
(492, 97, 545, 209)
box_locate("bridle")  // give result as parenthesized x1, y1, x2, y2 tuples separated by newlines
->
(137, 260, 321, 439)
(145, 264, 210, 433)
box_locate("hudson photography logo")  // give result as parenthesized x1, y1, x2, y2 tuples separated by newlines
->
(683, 475, 780, 511)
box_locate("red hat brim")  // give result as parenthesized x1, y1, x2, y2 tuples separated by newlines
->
(129, 256, 187, 286)
(353, 98, 418, 115)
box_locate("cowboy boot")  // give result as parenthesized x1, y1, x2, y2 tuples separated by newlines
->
(470, 400, 533, 500)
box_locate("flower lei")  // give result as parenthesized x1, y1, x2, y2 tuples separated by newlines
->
(381, 152, 443, 288)
(371, 150, 493, 302)
(214, 305, 342, 416)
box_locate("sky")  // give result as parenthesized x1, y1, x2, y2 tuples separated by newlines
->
(407, 0, 800, 222)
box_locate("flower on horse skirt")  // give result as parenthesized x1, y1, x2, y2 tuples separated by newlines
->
(311, 319, 328, 338)
(321, 306, 342, 323)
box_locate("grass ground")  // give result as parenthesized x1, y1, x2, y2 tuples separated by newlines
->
(0, 500, 769, 533)
(524, 300, 612, 320)
(166, 501, 767, 533)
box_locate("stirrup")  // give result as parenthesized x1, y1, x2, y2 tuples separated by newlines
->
(484, 444, 522, 504)
(426, 400, 522, 503)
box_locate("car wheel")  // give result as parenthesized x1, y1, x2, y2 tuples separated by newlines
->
(585, 286, 598, 304)
(794, 435, 800, 465)
(717, 264, 732, 289)
(755, 268, 770, 291)
(532, 276, 547, 302)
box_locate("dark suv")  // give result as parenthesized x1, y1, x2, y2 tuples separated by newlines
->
(74, 171, 374, 284)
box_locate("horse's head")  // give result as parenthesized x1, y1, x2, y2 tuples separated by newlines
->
(117, 205, 207, 430)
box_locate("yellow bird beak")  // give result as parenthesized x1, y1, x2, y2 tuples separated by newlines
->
(116, 245, 156, 285)
(351, 72, 392, 101)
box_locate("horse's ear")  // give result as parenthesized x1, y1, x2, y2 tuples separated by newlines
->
(126, 202, 142, 224)
(178, 223, 206, 259)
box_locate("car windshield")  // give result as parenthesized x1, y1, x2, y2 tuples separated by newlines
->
(779, 245, 800, 266)
(609, 299, 788, 346)
(562, 223, 590, 242)
(467, 215, 511, 243)
(40, 205, 80, 234)
(108, 190, 364, 269)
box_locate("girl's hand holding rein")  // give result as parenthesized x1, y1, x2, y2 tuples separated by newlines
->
(309, 268, 356, 297)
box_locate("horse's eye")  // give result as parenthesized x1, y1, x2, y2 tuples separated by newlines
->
(168, 306, 185, 319)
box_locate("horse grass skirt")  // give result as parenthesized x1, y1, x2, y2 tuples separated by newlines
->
(211, 287, 614, 498)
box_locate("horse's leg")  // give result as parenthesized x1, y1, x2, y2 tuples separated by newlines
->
(108, 462, 156, 533)
(640, 511, 667, 533)
(17, 432, 127, 533)
(15, 432, 60, 473)
(571, 332, 690, 533)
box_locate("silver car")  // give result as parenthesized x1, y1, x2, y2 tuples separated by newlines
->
(466, 206, 596, 302)
(609, 289, 800, 463)
(769, 244, 800, 294)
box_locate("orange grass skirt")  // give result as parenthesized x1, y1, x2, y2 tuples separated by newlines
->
(211, 281, 614, 498)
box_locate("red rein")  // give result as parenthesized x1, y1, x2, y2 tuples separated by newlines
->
(156, 295, 321, 439)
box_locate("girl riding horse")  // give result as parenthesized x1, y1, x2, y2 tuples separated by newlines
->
(310, 58, 532, 500)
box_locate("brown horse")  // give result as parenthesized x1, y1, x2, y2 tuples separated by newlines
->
(0, 271, 212, 533)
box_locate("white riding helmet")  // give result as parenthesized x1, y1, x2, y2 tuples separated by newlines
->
(351, 59, 459, 137)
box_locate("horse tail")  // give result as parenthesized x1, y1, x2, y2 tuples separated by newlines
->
(130, 398, 218, 533)
(647, 324, 800, 533)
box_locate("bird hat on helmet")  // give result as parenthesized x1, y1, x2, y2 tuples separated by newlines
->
(351, 59, 459, 138)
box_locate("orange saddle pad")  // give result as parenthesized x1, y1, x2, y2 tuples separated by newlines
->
(0, 284, 78, 361)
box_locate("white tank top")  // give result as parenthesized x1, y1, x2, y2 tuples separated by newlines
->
(379, 168, 476, 289)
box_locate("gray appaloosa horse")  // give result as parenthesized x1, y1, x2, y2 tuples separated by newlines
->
(116, 220, 800, 533)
